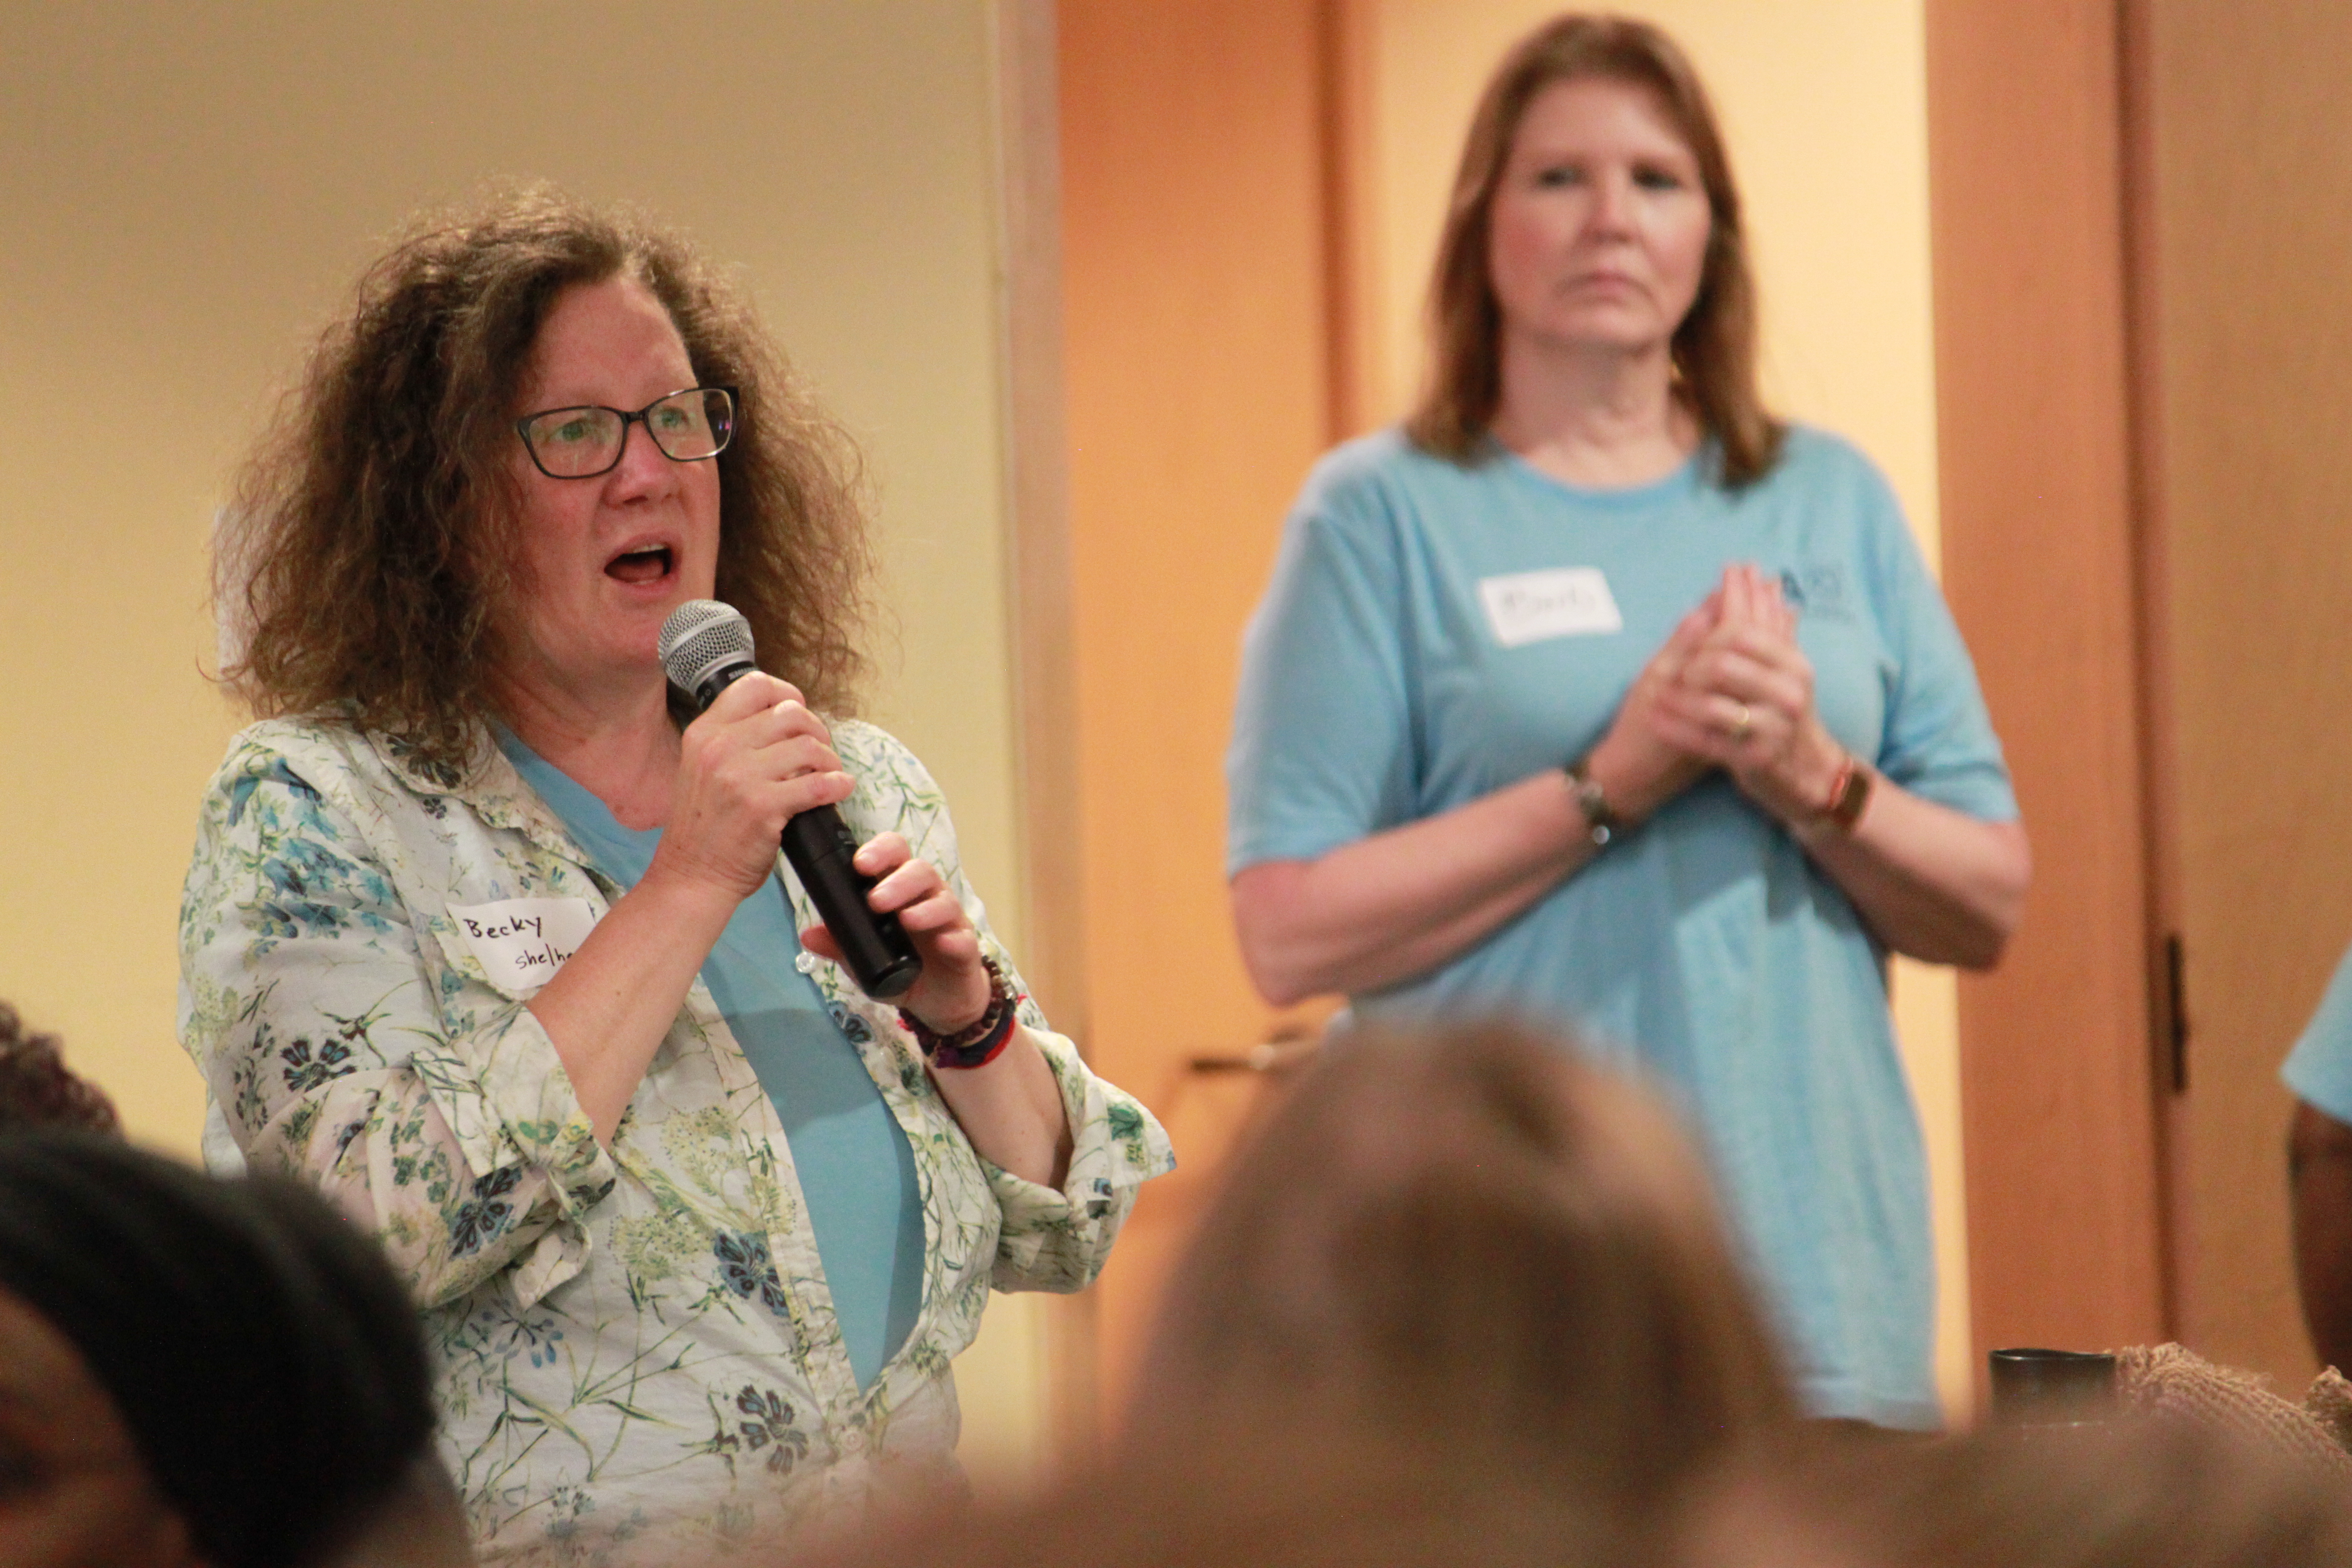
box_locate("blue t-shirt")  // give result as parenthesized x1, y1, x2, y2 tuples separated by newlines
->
(2285, 945, 2352, 1124)
(499, 732, 925, 1391)
(1227, 427, 2018, 1428)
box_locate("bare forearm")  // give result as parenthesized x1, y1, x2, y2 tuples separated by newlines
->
(1793, 782, 2029, 968)
(1231, 768, 1599, 1005)
(2293, 1103, 2352, 1373)
(927, 1028, 1072, 1186)
(528, 866, 737, 1142)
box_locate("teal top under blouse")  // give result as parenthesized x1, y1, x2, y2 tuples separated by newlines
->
(499, 730, 924, 1390)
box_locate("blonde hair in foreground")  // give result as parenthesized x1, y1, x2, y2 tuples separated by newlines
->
(1127, 1020, 1794, 1509)
(1683, 1417, 2352, 1568)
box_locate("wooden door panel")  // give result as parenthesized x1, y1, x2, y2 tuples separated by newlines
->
(1058, 0, 1342, 1419)
(2142, 0, 2352, 1386)
(1925, 0, 2170, 1368)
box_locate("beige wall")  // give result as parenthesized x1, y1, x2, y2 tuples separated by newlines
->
(1362, 0, 1970, 1418)
(0, 0, 1046, 1480)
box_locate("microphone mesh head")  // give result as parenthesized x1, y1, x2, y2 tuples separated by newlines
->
(658, 600, 756, 695)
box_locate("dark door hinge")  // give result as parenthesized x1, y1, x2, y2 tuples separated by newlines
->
(2164, 931, 2189, 1093)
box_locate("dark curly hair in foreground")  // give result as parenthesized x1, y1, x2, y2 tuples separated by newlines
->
(0, 1132, 448, 1568)
(220, 185, 876, 772)
(0, 1002, 119, 1135)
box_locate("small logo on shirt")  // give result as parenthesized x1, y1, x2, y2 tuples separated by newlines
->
(1779, 563, 1853, 621)
(1478, 568, 1623, 647)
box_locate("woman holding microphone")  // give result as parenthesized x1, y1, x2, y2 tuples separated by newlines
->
(181, 190, 1170, 1559)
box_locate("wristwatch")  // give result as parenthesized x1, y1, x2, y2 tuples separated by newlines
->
(1563, 756, 1619, 847)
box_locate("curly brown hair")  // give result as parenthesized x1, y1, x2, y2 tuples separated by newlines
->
(1406, 13, 1783, 486)
(220, 186, 875, 771)
(0, 1003, 120, 1136)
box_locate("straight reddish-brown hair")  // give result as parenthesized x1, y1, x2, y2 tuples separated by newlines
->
(1406, 13, 1782, 485)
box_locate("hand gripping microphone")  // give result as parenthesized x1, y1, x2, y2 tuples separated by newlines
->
(658, 600, 924, 1000)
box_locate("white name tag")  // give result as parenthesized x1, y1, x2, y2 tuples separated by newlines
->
(1478, 567, 1623, 646)
(447, 897, 598, 992)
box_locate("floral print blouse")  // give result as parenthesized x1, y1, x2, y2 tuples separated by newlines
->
(177, 715, 1174, 1565)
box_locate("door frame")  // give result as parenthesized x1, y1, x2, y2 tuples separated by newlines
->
(1925, 0, 2175, 1369)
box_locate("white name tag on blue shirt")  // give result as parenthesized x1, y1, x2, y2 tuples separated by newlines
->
(447, 897, 598, 992)
(1478, 567, 1623, 646)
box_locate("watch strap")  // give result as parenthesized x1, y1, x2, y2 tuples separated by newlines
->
(1564, 757, 1618, 848)
(1823, 754, 1874, 831)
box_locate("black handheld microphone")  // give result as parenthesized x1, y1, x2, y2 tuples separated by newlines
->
(658, 599, 924, 1001)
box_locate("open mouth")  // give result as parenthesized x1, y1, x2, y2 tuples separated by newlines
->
(605, 545, 675, 586)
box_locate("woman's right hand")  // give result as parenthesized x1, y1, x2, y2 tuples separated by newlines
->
(1583, 599, 1720, 824)
(649, 671, 856, 903)
(529, 673, 853, 1143)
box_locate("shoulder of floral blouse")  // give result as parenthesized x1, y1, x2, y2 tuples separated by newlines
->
(215, 712, 465, 813)
(218, 713, 593, 879)
(196, 719, 388, 848)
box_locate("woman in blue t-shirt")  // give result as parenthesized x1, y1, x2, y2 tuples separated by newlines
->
(1226, 15, 2030, 1428)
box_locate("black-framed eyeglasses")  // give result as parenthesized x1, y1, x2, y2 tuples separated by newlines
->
(514, 385, 738, 479)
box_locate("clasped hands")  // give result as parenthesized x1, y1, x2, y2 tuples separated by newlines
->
(1588, 563, 1849, 830)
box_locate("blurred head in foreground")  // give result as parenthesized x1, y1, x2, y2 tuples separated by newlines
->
(0, 1132, 466, 1568)
(786, 1422, 1655, 1568)
(1681, 1417, 2352, 1568)
(0, 1002, 119, 1135)
(1126, 1020, 1793, 1511)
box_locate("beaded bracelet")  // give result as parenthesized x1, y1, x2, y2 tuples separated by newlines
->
(899, 956, 1021, 1070)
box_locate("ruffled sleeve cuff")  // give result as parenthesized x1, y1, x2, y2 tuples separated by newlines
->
(408, 1001, 620, 1308)
(986, 1025, 1175, 1292)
